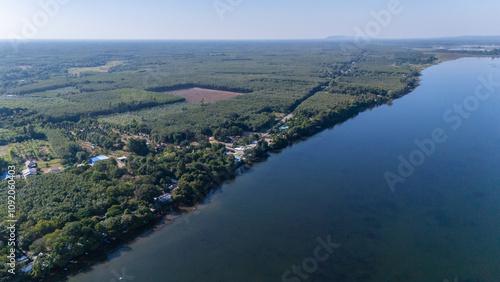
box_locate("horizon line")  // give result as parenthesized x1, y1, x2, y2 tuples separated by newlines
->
(1, 35, 500, 42)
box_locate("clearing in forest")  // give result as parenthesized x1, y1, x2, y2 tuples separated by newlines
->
(168, 87, 243, 104)
(68, 61, 124, 76)
(0, 145, 9, 156)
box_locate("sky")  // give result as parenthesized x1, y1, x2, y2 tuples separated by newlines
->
(0, 0, 499, 40)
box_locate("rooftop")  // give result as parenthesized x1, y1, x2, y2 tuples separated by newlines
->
(89, 155, 110, 164)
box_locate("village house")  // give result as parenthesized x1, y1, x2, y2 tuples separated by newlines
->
(89, 155, 110, 165)
(22, 168, 37, 179)
(25, 160, 37, 168)
(154, 193, 172, 202)
(47, 168, 62, 174)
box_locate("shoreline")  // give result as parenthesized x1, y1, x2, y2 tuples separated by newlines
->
(45, 54, 484, 281)
(54, 86, 419, 282)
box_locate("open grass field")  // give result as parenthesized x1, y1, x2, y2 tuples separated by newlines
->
(169, 87, 244, 103)
(68, 60, 124, 76)
(0, 145, 9, 156)
(40, 158, 63, 171)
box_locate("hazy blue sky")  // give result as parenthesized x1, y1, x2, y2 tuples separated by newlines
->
(0, 0, 499, 40)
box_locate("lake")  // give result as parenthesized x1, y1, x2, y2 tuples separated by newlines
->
(69, 58, 500, 281)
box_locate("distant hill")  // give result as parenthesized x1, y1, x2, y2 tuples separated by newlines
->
(429, 35, 500, 41)
(325, 36, 355, 41)
(324, 35, 500, 46)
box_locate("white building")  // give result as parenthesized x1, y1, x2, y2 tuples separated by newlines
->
(22, 168, 37, 179)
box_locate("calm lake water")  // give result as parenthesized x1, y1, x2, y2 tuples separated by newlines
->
(69, 58, 500, 281)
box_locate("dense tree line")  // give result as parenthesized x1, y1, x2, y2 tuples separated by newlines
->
(44, 129, 85, 165)
(0, 141, 236, 279)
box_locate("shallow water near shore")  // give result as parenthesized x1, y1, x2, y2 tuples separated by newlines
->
(69, 58, 500, 281)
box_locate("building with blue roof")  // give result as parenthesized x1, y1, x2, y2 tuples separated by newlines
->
(1, 172, 10, 180)
(89, 155, 110, 165)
